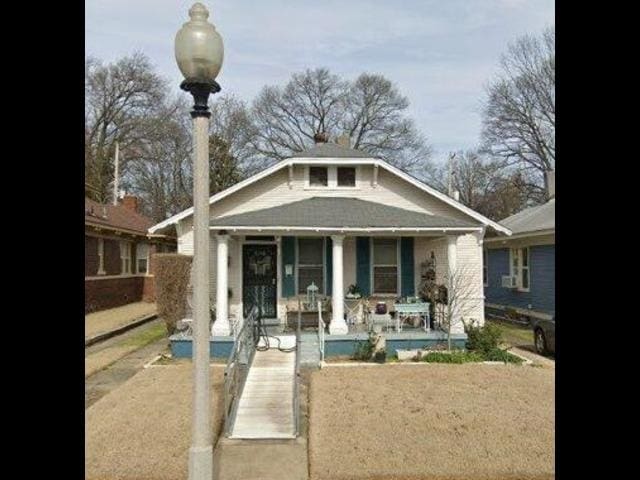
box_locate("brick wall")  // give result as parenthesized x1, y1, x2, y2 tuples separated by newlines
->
(85, 276, 145, 313)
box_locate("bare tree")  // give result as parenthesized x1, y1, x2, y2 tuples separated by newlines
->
(441, 263, 482, 350)
(422, 150, 536, 221)
(251, 68, 431, 171)
(481, 27, 555, 194)
(85, 53, 169, 203)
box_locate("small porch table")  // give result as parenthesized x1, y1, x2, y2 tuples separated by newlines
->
(394, 302, 431, 332)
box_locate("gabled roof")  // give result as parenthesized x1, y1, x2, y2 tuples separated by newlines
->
(149, 151, 511, 235)
(499, 198, 555, 236)
(85, 197, 154, 235)
(211, 197, 478, 231)
(291, 142, 370, 158)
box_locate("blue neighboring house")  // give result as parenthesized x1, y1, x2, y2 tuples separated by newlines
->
(484, 173, 555, 322)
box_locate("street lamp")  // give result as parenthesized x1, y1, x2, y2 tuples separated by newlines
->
(175, 3, 223, 480)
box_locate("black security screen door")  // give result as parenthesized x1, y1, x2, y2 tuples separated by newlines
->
(243, 244, 277, 318)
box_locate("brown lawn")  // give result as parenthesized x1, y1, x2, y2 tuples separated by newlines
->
(85, 364, 224, 480)
(309, 364, 554, 480)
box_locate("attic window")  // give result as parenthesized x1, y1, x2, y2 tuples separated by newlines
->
(337, 167, 356, 187)
(309, 167, 328, 186)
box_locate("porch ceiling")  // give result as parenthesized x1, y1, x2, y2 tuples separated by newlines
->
(210, 197, 479, 232)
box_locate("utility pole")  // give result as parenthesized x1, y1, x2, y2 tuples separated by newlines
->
(448, 152, 455, 197)
(113, 141, 120, 206)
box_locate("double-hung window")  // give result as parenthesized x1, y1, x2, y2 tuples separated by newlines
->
(120, 241, 132, 275)
(510, 247, 530, 291)
(97, 238, 106, 275)
(372, 238, 398, 294)
(136, 243, 149, 274)
(297, 238, 324, 294)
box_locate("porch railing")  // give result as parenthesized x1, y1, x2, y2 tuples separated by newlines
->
(294, 303, 301, 436)
(223, 305, 258, 437)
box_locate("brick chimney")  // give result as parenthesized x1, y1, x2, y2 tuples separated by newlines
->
(121, 195, 139, 213)
(314, 132, 329, 143)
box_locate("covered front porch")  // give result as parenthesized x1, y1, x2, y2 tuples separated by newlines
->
(201, 197, 483, 345)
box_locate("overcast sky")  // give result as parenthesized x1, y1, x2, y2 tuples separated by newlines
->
(86, 0, 554, 161)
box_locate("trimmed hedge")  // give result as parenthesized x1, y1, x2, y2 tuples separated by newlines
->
(153, 254, 193, 335)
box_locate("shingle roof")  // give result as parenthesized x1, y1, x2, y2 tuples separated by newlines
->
(85, 197, 154, 234)
(290, 142, 371, 158)
(211, 197, 478, 229)
(499, 198, 555, 235)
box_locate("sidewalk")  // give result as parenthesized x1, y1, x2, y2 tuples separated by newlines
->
(86, 302, 157, 340)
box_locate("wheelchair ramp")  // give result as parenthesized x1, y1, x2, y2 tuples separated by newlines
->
(229, 337, 296, 439)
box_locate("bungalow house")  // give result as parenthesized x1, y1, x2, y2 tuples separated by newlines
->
(149, 135, 512, 349)
(85, 195, 176, 313)
(483, 171, 555, 322)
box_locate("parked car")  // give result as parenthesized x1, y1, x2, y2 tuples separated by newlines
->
(532, 315, 555, 355)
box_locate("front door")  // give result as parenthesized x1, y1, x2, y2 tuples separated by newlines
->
(243, 244, 277, 318)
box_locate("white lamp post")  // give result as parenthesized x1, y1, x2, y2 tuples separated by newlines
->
(175, 3, 223, 480)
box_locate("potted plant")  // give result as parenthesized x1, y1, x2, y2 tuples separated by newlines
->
(345, 284, 362, 299)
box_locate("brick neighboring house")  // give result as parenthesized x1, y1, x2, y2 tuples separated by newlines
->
(85, 195, 176, 313)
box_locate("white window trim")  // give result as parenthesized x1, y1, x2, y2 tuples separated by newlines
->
(120, 241, 132, 275)
(97, 238, 106, 275)
(482, 248, 488, 287)
(370, 237, 400, 296)
(509, 247, 530, 292)
(304, 165, 359, 190)
(296, 237, 326, 295)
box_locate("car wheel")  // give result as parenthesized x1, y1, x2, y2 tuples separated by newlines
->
(534, 328, 547, 355)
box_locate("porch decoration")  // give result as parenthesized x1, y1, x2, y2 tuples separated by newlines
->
(306, 281, 319, 309)
(345, 284, 362, 299)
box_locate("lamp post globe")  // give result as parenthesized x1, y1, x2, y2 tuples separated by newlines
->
(175, 2, 223, 113)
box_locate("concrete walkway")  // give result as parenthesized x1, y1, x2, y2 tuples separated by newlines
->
(85, 302, 157, 340)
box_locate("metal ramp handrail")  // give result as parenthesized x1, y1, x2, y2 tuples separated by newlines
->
(223, 305, 258, 437)
(318, 300, 325, 364)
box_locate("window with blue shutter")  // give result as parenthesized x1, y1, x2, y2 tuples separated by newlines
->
(356, 237, 371, 296)
(400, 237, 415, 297)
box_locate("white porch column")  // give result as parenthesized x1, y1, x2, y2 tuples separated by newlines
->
(330, 235, 348, 334)
(212, 233, 231, 336)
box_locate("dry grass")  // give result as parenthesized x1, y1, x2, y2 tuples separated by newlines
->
(85, 323, 168, 378)
(86, 302, 157, 339)
(309, 364, 554, 480)
(85, 364, 224, 480)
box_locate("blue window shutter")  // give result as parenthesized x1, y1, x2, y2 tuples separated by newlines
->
(356, 237, 371, 296)
(282, 236, 295, 297)
(325, 237, 333, 295)
(401, 237, 415, 297)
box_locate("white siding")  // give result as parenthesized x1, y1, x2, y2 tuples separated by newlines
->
(210, 165, 474, 222)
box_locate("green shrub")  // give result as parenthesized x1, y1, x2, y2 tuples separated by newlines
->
(484, 348, 524, 364)
(465, 321, 503, 354)
(153, 254, 193, 335)
(423, 351, 483, 364)
(352, 333, 376, 360)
